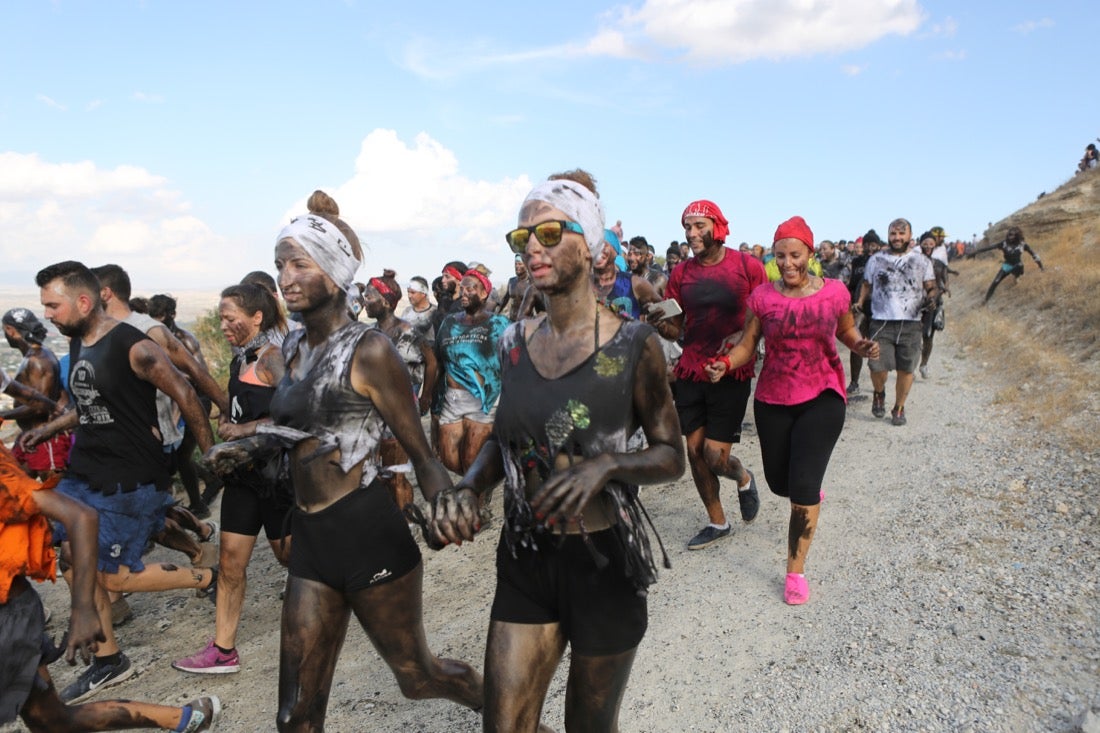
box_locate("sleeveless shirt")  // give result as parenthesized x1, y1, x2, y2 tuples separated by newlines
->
(265, 322, 385, 487)
(493, 317, 667, 590)
(68, 322, 170, 493)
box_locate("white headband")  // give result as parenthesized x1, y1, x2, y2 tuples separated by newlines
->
(277, 215, 360, 294)
(522, 179, 605, 258)
(406, 280, 428, 294)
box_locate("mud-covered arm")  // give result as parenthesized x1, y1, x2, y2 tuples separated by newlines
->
(147, 323, 230, 415)
(129, 338, 215, 453)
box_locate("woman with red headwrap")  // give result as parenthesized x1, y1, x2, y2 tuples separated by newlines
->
(707, 216, 878, 605)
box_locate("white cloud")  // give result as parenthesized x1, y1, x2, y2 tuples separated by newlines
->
(0, 152, 234, 288)
(281, 129, 532, 285)
(935, 49, 966, 61)
(1013, 18, 1054, 34)
(928, 16, 957, 37)
(132, 91, 165, 103)
(36, 94, 67, 111)
(842, 64, 867, 76)
(618, 0, 927, 64)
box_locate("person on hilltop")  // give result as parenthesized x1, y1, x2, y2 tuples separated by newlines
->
(2, 308, 70, 478)
(432, 168, 684, 731)
(0, 443, 222, 732)
(203, 191, 482, 730)
(171, 282, 292, 677)
(854, 218, 938, 426)
(968, 225, 1044, 305)
(654, 200, 766, 550)
(21, 261, 219, 703)
(707, 216, 878, 604)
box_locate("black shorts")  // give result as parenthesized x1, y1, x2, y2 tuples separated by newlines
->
(0, 582, 46, 725)
(491, 529, 647, 657)
(672, 377, 751, 443)
(220, 478, 293, 540)
(288, 480, 421, 593)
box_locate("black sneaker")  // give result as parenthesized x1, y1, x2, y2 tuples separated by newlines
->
(846, 380, 860, 395)
(891, 406, 907, 426)
(872, 391, 886, 418)
(687, 524, 731, 550)
(737, 470, 760, 523)
(60, 653, 135, 704)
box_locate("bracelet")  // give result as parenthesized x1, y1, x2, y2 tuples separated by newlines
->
(716, 354, 733, 371)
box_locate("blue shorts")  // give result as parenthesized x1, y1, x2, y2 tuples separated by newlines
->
(53, 476, 171, 574)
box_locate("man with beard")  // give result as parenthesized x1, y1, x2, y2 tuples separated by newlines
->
(665, 244, 683, 274)
(627, 236, 668, 296)
(434, 269, 509, 485)
(595, 232, 660, 320)
(855, 219, 938, 425)
(655, 201, 766, 550)
(2, 309, 70, 478)
(429, 260, 469, 337)
(19, 261, 218, 702)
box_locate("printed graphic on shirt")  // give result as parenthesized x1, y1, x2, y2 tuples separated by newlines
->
(69, 360, 111, 425)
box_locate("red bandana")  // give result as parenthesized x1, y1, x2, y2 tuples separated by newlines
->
(681, 200, 730, 243)
(773, 216, 815, 252)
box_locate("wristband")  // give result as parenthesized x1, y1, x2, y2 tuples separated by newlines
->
(714, 354, 732, 372)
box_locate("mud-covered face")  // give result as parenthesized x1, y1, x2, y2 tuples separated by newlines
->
(773, 238, 813, 287)
(364, 286, 389, 320)
(887, 225, 911, 253)
(275, 239, 342, 313)
(517, 200, 590, 296)
(684, 216, 717, 257)
(219, 297, 263, 347)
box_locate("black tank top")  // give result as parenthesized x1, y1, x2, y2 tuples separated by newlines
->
(68, 322, 170, 493)
(228, 343, 275, 424)
(493, 316, 667, 590)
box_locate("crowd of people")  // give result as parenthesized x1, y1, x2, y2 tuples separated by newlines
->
(0, 177, 1044, 731)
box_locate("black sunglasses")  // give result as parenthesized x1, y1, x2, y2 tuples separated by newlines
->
(505, 220, 585, 254)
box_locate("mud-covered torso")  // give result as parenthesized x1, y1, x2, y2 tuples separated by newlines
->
(268, 323, 386, 503)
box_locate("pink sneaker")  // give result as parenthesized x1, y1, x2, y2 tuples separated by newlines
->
(784, 573, 809, 605)
(172, 640, 240, 674)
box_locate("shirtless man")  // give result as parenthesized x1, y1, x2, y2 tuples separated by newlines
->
(3, 308, 70, 477)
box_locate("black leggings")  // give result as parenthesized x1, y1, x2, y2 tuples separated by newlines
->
(753, 391, 846, 506)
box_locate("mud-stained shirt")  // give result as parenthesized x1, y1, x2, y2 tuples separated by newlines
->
(266, 323, 385, 487)
(863, 250, 934, 321)
(493, 318, 665, 589)
(437, 312, 509, 414)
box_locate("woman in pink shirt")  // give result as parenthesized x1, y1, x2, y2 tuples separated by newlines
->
(707, 217, 878, 605)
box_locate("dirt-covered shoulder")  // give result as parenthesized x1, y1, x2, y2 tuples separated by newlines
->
(14, 329, 1098, 733)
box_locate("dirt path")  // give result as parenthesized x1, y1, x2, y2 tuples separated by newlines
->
(13, 328, 1098, 732)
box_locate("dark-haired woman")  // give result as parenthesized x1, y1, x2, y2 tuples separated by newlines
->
(173, 282, 292, 675)
(433, 171, 684, 731)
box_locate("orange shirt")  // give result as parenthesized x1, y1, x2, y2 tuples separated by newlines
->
(0, 444, 58, 603)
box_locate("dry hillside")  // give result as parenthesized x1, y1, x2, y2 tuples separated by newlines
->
(948, 166, 1100, 450)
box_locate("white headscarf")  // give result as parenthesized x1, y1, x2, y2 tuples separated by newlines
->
(277, 214, 361, 304)
(522, 179, 605, 259)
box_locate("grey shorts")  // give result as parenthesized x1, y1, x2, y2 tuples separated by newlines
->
(0, 582, 46, 725)
(868, 319, 922, 373)
(438, 386, 495, 425)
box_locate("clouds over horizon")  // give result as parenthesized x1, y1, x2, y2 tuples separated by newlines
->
(0, 132, 532, 291)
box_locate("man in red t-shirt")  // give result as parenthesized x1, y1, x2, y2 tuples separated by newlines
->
(656, 201, 767, 550)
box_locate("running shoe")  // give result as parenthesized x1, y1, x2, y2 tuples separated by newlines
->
(784, 573, 809, 605)
(919, 364, 929, 379)
(891, 406, 907, 426)
(872, 391, 886, 418)
(846, 380, 860, 395)
(180, 695, 222, 731)
(687, 524, 731, 550)
(173, 640, 240, 675)
(737, 470, 760, 523)
(60, 653, 134, 703)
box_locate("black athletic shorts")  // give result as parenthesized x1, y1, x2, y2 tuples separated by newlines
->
(672, 377, 751, 443)
(0, 581, 46, 725)
(289, 479, 421, 593)
(219, 478, 293, 540)
(491, 529, 647, 657)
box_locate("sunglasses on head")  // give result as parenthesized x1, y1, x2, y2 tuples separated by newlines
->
(505, 220, 584, 254)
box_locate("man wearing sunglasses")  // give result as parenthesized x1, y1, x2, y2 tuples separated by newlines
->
(656, 200, 766, 550)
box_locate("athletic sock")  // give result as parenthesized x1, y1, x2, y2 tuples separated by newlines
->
(175, 706, 193, 732)
(96, 651, 121, 666)
(215, 643, 234, 655)
(708, 522, 730, 531)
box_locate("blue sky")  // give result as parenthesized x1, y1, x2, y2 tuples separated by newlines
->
(2, 0, 1096, 292)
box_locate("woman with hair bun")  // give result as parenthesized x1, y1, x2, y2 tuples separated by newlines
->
(204, 192, 481, 730)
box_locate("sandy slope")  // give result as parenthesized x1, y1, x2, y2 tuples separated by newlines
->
(9, 327, 1098, 732)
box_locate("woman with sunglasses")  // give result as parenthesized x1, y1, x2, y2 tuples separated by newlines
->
(205, 191, 482, 730)
(431, 170, 684, 732)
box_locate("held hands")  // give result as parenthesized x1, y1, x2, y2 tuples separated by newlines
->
(216, 417, 250, 442)
(202, 440, 255, 475)
(704, 354, 731, 383)
(429, 487, 480, 547)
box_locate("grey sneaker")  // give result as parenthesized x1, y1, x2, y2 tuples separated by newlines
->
(737, 470, 760, 523)
(60, 653, 134, 704)
(846, 380, 860, 394)
(180, 695, 222, 732)
(919, 364, 929, 379)
(687, 524, 731, 550)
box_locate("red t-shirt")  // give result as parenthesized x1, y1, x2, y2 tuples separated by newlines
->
(666, 248, 767, 382)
